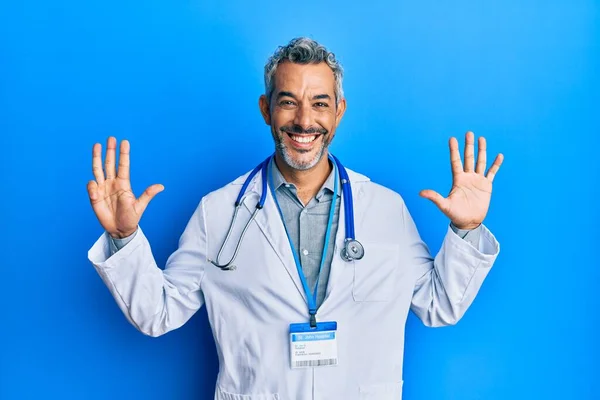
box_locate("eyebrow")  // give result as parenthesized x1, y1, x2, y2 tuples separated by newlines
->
(277, 91, 297, 99)
(276, 91, 332, 101)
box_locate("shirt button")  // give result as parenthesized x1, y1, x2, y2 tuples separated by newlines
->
(285, 184, 291, 188)
(302, 249, 309, 256)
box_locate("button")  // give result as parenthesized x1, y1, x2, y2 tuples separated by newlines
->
(285, 184, 291, 188)
(302, 249, 309, 256)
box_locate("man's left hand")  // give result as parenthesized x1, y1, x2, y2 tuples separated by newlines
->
(420, 131, 504, 230)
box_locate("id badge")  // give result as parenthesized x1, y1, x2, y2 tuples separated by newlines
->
(289, 321, 338, 368)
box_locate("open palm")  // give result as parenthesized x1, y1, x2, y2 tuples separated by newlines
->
(87, 137, 164, 238)
(420, 132, 503, 230)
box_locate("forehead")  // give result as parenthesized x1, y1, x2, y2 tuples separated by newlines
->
(273, 61, 335, 95)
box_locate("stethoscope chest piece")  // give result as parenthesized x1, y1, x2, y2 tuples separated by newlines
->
(341, 239, 364, 262)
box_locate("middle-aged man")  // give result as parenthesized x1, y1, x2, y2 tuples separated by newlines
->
(88, 37, 503, 399)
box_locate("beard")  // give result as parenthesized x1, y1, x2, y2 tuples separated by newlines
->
(273, 125, 331, 171)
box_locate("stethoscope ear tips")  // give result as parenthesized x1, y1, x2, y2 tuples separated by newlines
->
(208, 259, 237, 271)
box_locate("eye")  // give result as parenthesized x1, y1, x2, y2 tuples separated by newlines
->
(314, 102, 329, 108)
(279, 100, 296, 107)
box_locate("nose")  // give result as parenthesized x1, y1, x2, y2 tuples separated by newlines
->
(293, 103, 313, 131)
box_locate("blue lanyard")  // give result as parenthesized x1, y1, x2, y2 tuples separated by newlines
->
(268, 156, 338, 327)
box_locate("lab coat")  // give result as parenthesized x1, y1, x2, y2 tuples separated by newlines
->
(88, 167, 500, 400)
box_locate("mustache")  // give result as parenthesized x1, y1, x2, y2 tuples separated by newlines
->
(280, 125, 328, 135)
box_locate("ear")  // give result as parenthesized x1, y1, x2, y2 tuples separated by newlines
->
(259, 95, 271, 125)
(335, 98, 347, 127)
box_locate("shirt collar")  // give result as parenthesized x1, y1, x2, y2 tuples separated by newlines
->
(270, 157, 340, 198)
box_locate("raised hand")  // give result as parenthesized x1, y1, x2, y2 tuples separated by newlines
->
(87, 137, 164, 238)
(419, 131, 503, 230)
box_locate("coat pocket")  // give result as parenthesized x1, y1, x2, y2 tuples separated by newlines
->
(359, 381, 403, 400)
(216, 386, 280, 400)
(352, 242, 400, 302)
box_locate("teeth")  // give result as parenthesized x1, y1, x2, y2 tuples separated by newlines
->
(290, 135, 317, 143)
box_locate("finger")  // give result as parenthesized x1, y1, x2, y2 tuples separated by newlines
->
(475, 136, 487, 174)
(136, 184, 165, 214)
(486, 153, 504, 182)
(117, 139, 130, 180)
(464, 131, 475, 172)
(419, 189, 449, 213)
(92, 143, 105, 184)
(87, 180, 99, 202)
(105, 136, 117, 179)
(449, 137, 463, 176)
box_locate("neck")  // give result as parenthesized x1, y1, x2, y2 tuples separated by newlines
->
(274, 152, 332, 204)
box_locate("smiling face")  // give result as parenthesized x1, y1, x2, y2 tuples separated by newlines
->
(259, 61, 346, 171)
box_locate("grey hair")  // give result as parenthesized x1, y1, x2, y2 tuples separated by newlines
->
(264, 37, 344, 105)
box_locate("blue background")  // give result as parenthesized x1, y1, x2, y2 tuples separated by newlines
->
(2, 0, 598, 399)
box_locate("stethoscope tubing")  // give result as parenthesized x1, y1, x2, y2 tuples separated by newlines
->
(210, 153, 362, 271)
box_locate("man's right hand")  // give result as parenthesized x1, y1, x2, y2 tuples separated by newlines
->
(87, 137, 164, 239)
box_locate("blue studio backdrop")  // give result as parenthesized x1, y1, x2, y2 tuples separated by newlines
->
(1, 0, 598, 399)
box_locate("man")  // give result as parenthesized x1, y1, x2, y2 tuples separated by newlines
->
(88, 37, 503, 400)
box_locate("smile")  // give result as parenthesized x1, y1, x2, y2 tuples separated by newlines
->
(287, 134, 319, 144)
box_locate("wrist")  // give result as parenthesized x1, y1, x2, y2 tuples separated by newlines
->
(109, 228, 137, 239)
(451, 222, 481, 231)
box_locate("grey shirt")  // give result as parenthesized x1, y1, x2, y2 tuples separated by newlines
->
(269, 158, 341, 308)
(110, 160, 481, 310)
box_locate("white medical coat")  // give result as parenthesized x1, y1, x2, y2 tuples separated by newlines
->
(88, 167, 500, 400)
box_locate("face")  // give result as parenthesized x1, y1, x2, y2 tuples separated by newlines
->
(259, 62, 346, 171)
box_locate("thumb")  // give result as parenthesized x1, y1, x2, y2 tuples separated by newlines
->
(87, 180, 99, 202)
(137, 184, 165, 213)
(419, 189, 449, 212)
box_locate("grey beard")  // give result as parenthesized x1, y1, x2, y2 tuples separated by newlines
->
(274, 132, 328, 171)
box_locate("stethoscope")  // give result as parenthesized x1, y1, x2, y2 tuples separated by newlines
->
(209, 154, 364, 271)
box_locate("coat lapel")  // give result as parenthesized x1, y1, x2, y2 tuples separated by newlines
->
(242, 173, 308, 304)
(321, 168, 368, 311)
(324, 188, 347, 301)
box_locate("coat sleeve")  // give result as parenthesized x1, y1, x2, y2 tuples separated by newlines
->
(402, 200, 500, 327)
(87, 198, 209, 337)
